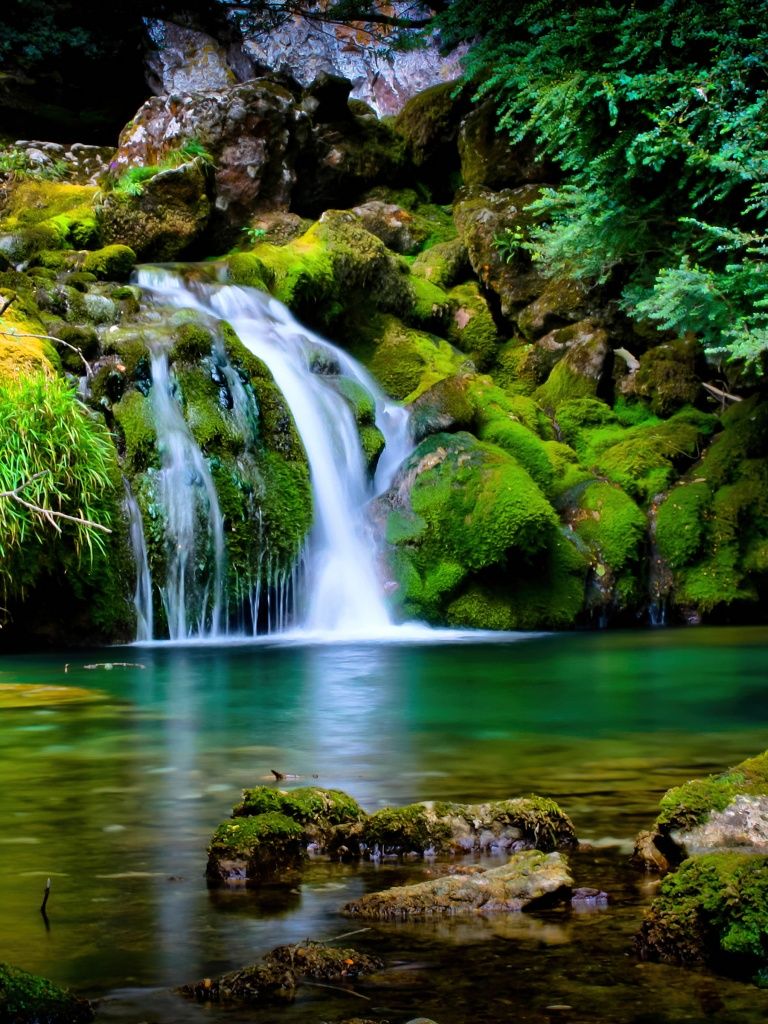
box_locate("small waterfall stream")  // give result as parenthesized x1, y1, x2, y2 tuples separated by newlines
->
(131, 267, 412, 640)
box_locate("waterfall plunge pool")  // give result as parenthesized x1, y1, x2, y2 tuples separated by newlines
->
(1, 626, 768, 1023)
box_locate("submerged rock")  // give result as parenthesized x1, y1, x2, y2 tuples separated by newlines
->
(0, 962, 93, 1023)
(265, 942, 383, 980)
(636, 852, 768, 984)
(342, 850, 573, 919)
(633, 750, 768, 870)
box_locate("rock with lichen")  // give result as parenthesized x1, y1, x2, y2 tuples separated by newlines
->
(342, 850, 573, 919)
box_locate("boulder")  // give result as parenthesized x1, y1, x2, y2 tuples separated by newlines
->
(633, 750, 768, 871)
(110, 80, 306, 232)
(517, 278, 592, 341)
(533, 326, 611, 411)
(393, 81, 470, 199)
(636, 852, 768, 984)
(453, 184, 548, 316)
(411, 237, 470, 289)
(351, 200, 428, 255)
(98, 161, 210, 260)
(342, 850, 573, 918)
(458, 100, 551, 190)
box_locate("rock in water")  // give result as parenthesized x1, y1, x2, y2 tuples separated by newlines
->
(0, 963, 93, 1023)
(342, 850, 573, 919)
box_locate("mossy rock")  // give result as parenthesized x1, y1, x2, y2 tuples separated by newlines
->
(411, 237, 470, 289)
(329, 375, 375, 425)
(112, 390, 158, 473)
(633, 337, 702, 417)
(378, 430, 569, 623)
(634, 750, 768, 871)
(81, 244, 136, 281)
(406, 274, 454, 333)
(1, 180, 100, 249)
(636, 852, 768, 983)
(345, 313, 466, 402)
(206, 812, 306, 884)
(445, 281, 501, 369)
(533, 327, 609, 411)
(444, 529, 587, 631)
(570, 480, 646, 574)
(233, 786, 364, 828)
(0, 963, 93, 1023)
(656, 482, 711, 570)
(358, 803, 454, 856)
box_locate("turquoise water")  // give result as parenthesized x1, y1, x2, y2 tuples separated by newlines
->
(1, 626, 767, 1022)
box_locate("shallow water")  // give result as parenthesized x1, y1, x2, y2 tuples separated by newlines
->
(1, 626, 768, 1022)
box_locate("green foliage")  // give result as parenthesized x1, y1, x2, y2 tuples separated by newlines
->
(439, 0, 768, 364)
(0, 147, 69, 182)
(0, 962, 93, 1023)
(0, 373, 117, 617)
(112, 140, 214, 196)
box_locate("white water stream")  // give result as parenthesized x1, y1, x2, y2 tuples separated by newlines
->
(135, 268, 412, 640)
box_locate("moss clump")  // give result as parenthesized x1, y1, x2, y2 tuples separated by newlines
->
(406, 274, 453, 333)
(329, 375, 375, 425)
(359, 424, 386, 472)
(637, 852, 768, 981)
(226, 252, 274, 292)
(112, 390, 158, 473)
(169, 322, 215, 362)
(656, 482, 710, 569)
(445, 281, 501, 368)
(533, 328, 609, 410)
(233, 786, 364, 826)
(571, 481, 646, 572)
(361, 803, 453, 856)
(656, 750, 768, 835)
(2, 181, 100, 248)
(0, 963, 93, 1023)
(633, 337, 702, 417)
(81, 244, 136, 280)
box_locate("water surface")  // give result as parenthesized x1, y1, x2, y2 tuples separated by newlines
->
(1, 626, 767, 1022)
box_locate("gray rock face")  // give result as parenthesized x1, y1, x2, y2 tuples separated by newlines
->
(675, 795, 768, 855)
(145, 14, 466, 117)
(10, 140, 114, 184)
(342, 850, 573, 918)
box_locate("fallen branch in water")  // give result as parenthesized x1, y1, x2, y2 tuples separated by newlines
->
(302, 981, 371, 1001)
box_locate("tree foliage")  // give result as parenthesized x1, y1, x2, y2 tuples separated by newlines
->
(438, 0, 768, 366)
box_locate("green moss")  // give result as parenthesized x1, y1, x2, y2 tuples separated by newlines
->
(476, 415, 554, 495)
(226, 252, 275, 292)
(572, 481, 646, 572)
(656, 750, 768, 833)
(2, 181, 100, 249)
(633, 337, 701, 416)
(208, 812, 305, 858)
(638, 852, 768, 980)
(445, 529, 586, 631)
(361, 803, 453, 855)
(533, 328, 609, 411)
(656, 482, 711, 569)
(234, 786, 364, 825)
(445, 282, 501, 369)
(359, 424, 385, 472)
(174, 365, 241, 455)
(491, 340, 546, 395)
(0, 963, 93, 1023)
(81, 244, 136, 280)
(170, 322, 215, 362)
(112, 390, 157, 473)
(329, 376, 375, 425)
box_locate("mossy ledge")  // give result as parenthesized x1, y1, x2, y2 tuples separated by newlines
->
(0, 962, 93, 1023)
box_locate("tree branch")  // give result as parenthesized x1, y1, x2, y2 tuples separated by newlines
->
(0, 328, 93, 378)
(0, 473, 111, 534)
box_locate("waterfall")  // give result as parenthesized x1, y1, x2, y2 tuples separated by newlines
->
(124, 480, 153, 642)
(135, 268, 411, 639)
(150, 349, 226, 639)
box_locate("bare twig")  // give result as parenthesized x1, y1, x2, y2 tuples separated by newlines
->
(0, 328, 92, 378)
(702, 381, 742, 404)
(0, 472, 111, 533)
(0, 294, 17, 317)
(301, 981, 371, 1001)
(318, 927, 372, 944)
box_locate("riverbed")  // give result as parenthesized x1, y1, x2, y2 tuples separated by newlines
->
(2, 626, 767, 1022)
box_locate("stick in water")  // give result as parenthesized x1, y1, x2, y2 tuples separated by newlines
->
(40, 878, 51, 929)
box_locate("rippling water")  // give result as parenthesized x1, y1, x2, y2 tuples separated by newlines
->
(1, 626, 767, 1022)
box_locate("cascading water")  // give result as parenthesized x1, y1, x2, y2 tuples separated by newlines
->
(149, 348, 226, 639)
(124, 481, 153, 642)
(134, 267, 412, 640)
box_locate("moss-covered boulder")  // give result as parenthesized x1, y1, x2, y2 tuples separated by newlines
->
(392, 81, 470, 200)
(411, 237, 470, 289)
(375, 430, 585, 626)
(634, 750, 768, 871)
(206, 812, 306, 884)
(0, 180, 100, 253)
(265, 942, 383, 981)
(533, 327, 610, 411)
(0, 963, 93, 1023)
(636, 852, 768, 984)
(99, 161, 210, 260)
(233, 786, 364, 838)
(181, 959, 297, 1004)
(631, 336, 703, 417)
(516, 278, 591, 341)
(445, 281, 501, 368)
(351, 200, 429, 254)
(342, 850, 573, 919)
